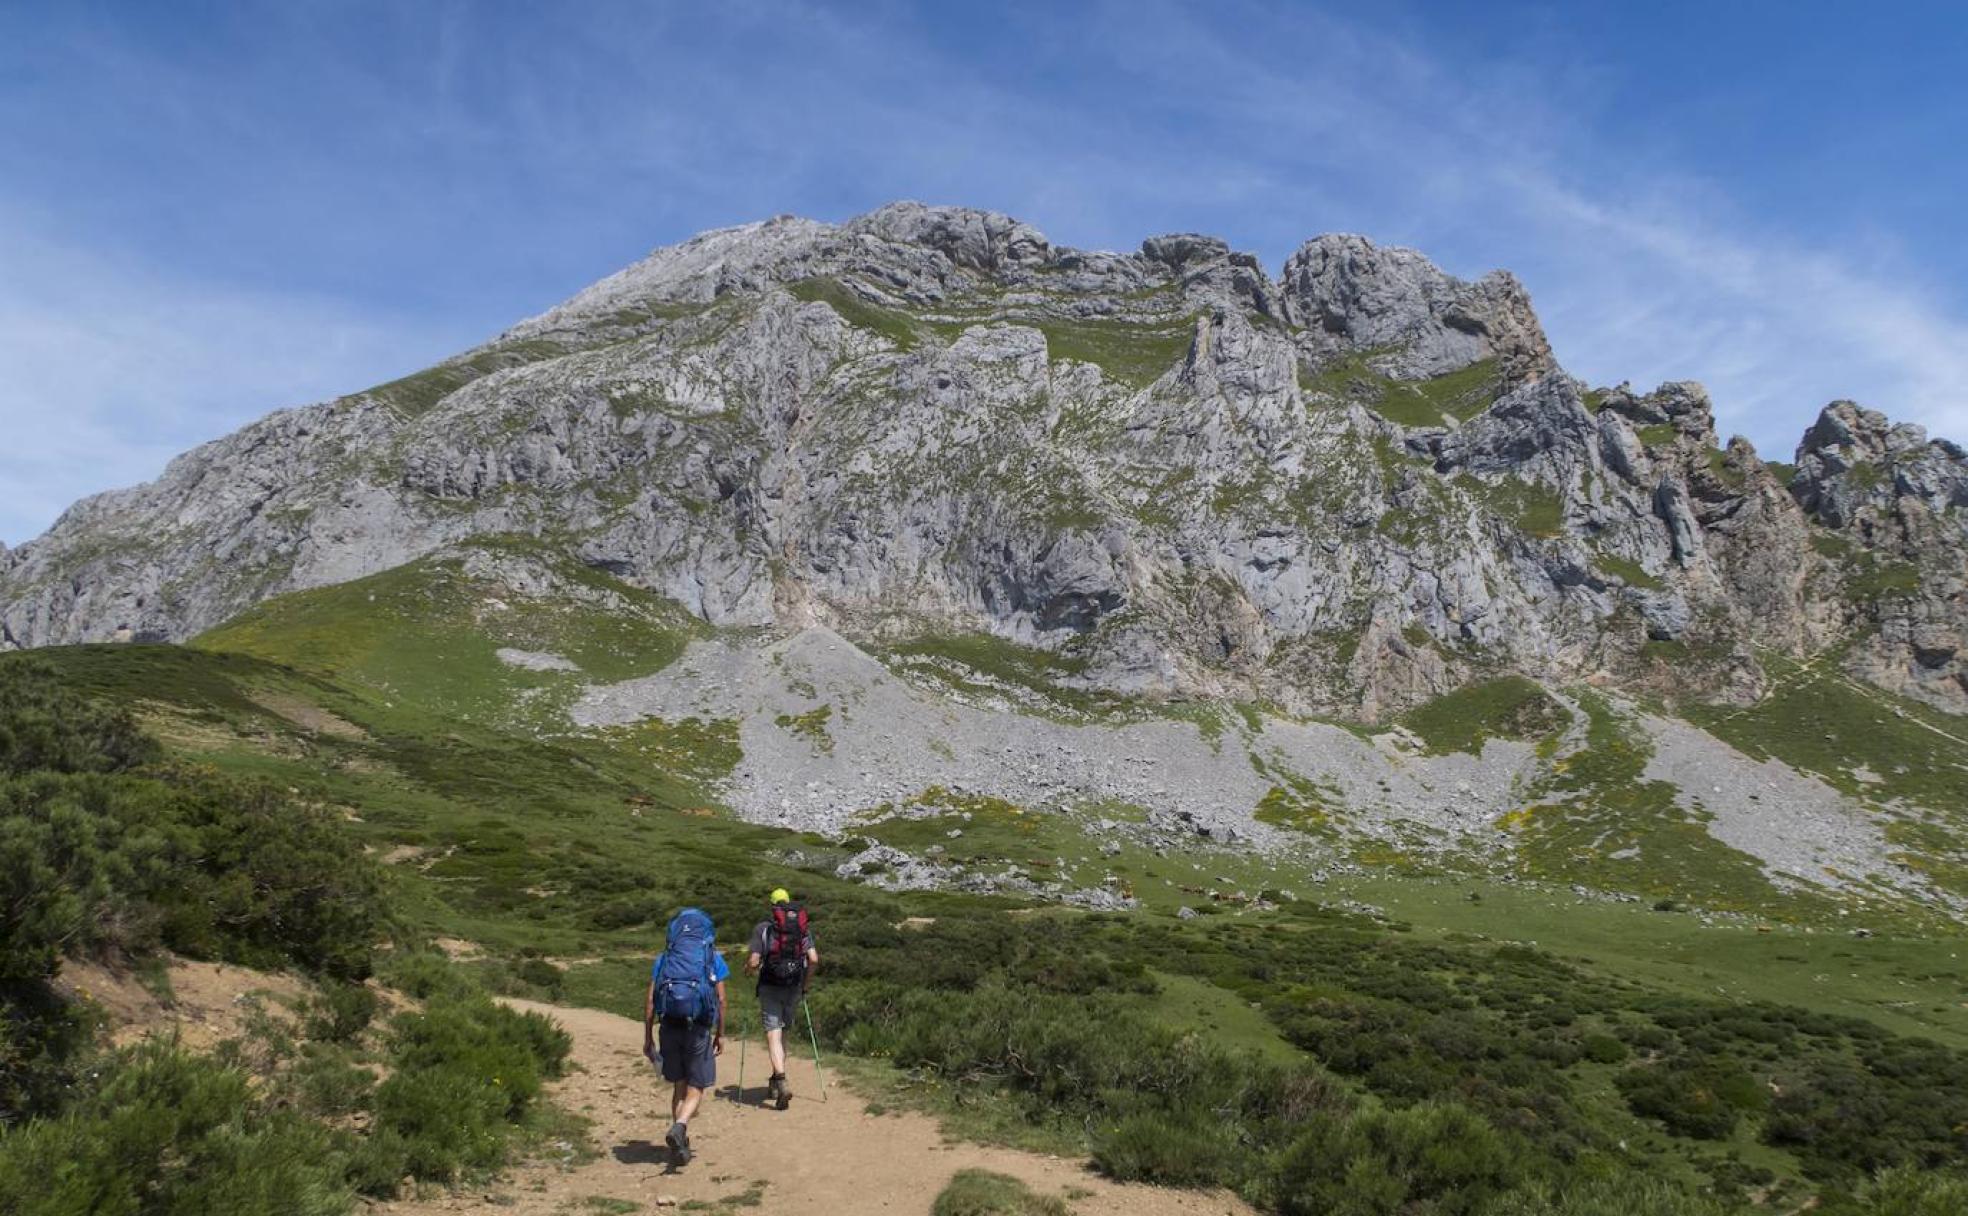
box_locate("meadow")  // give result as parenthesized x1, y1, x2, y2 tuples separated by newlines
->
(4, 557, 1967, 1214)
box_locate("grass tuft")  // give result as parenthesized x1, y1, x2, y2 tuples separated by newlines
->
(932, 1170, 1069, 1216)
(1398, 676, 1568, 755)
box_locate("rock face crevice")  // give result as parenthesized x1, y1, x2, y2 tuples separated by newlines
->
(3, 202, 1963, 715)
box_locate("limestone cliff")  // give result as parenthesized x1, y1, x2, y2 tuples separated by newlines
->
(4, 203, 1962, 716)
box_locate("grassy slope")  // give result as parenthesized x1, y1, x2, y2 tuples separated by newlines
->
(40, 640, 1968, 1031)
(103, 556, 1968, 1054)
(27, 554, 1968, 1203)
(197, 542, 708, 735)
(1685, 652, 1968, 909)
(788, 275, 1194, 390)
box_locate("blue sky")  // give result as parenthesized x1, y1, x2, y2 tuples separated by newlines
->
(3, 1, 1965, 544)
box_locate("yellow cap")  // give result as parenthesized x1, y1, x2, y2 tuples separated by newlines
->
(770, 887, 791, 905)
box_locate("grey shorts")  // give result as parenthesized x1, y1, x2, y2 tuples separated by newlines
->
(657, 1018, 716, 1089)
(757, 983, 802, 1032)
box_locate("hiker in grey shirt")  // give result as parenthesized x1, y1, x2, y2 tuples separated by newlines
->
(744, 887, 818, 1109)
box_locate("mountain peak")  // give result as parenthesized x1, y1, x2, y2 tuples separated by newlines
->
(1280, 232, 1553, 380)
(510, 203, 1542, 370)
(2, 204, 1961, 715)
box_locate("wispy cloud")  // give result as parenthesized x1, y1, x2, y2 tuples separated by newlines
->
(2, 1, 1961, 546)
(1505, 173, 1968, 448)
(0, 206, 470, 544)
(1075, 0, 1968, 455)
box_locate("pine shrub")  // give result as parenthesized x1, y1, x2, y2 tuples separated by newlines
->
(0, 1040, 351, 1216)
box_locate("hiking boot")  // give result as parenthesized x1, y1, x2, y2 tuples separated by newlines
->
(770, 1073, 791, 1110)
(665, 1120, 692, 1164)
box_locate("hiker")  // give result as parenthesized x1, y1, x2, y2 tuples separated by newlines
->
(745, 886, 819, 1110)
(643, 906, 728, 1164)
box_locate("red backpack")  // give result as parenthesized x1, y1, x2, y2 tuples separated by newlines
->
(761, 904, 809, 987)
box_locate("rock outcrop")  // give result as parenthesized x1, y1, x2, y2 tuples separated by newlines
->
(3, 202, 1963, 715)
(1791, 402, 1968, 702)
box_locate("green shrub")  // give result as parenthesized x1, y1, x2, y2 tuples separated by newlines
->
(932, 1169, 1071, 1216)
(0, 663, 381, 1132)
(1264, 1101, 1528, 1216)
(1398, 677, 1568, 756)
(0, 1040, 352, 1216)
(386, 997, 568, 1117)
(0, 657, 382, 986)
(358, 994, 571, 1192)
(0, 980, 99, 1125)
(368, 1063, 510, 1184)
(1615, 1060, 1760, 1140)
(148, 771, 383, 978)
(0, 780, 166, 984)
(373, 951, 478, 1003)
(1763, 1056, 1968, 1177)
(283, 1045, 376, 1119)
(304, 982, 380, 1044)
(1580, 1035, 1628, 1065)
(514, 958, 565, 997)
(1839, 1166, 1968, 1216)
(0, 658, 158, 778)
(0, 766, 381, 983)
(1092, 1109, 1243, 1188)
(1477, 1174, 1732, 1215)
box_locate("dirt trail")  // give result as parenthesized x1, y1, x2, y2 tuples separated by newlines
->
(59, 958, 309, 1051)
(378, 997, 1254, 1216)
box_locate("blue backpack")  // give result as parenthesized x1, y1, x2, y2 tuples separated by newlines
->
(653, 907, 719, 1024)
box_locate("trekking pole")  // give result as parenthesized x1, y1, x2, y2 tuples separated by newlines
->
(802, 997, 828, 1102)
(737, 1003, 749, 1105)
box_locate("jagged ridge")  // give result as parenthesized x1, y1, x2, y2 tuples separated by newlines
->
(2, 201, 1963, 715)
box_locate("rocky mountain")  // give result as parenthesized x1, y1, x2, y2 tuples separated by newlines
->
(3, 201, 1964, 719)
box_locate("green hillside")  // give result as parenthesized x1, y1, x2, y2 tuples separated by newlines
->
(6, 608, 1968, 1213)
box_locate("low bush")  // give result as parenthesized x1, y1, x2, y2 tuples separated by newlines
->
(366, 1062, 512, 1185)
(1763, 1054, 1968, 1177)
(1263, 1101, 1528, 1216)
(282, 1044, 376, 1119)
(0, 659, 158, 778)
(0, 1040, 352, 1216)
(932, 1168, 1071, 1216)
(356, 992, 571, 1191)
(0, 659, 382, 981)
(9, 766, 378, 981)
(1092, 1108, 1244, 1188)
(0, 659, 384, 1130)
(514, 958, 565, 997)
(374, 950, 479, 1003)
(1832, 1166, 1968, 1216)
(1616, 1060, 1763, 1140)
(1477, 1174, 1733, 1216)
(304, 982, 380, 1045)
(1579, 1034, 1628, 1065)
(0, 966, 102, 1125)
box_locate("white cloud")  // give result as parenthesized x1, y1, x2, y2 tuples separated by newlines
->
(1055, 0, 1968, 456)
(4, 0, 1961, 553)
(0, 208, 473, 545)
(1490, 169, 1968, 452)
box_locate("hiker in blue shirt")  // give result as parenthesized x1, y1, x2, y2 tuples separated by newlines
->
(643, 907, 729, 1165)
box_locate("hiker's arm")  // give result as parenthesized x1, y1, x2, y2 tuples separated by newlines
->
(713, 980, 728, 1054)
(745, 950, 761, 975)
(804, 945, 819, 991)
(642, 981, 656, 1056)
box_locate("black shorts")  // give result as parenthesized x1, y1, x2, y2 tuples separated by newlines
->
(658, 1018, 716, 1089)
